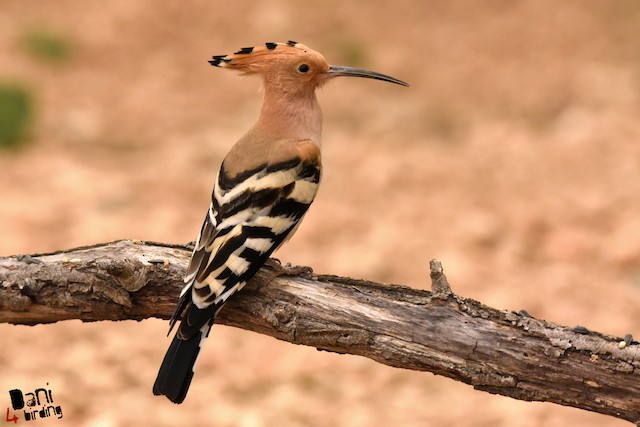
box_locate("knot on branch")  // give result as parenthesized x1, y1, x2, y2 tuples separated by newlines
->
(86, 257, 149, 293)
(429, 259, 453, 298)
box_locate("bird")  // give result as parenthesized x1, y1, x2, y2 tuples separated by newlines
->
(153, 40, 408, 404)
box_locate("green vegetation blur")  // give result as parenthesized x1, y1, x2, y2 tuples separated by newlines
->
(0, 84, 33, 149)
(0, 28, 72, 150)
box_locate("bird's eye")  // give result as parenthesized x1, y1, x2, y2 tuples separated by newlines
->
(297, 64, 310, 74)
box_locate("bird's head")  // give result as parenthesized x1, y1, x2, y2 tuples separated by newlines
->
(209, 41, 408, 95)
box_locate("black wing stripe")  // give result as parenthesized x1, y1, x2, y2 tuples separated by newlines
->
(270, 199, 311, 220)
(216, 266, 234, 281)
(193, 282, 211, 298)
(242, 225, 277, 239)
(218, 162, 267, 191)
(239, 246, 262, 262)
(266, 157, 301, 173)
(213, 224, 234, 239)
(204, 290, 224, 304)
(220, 187, 281, 218)
(281, 181, 296, 197)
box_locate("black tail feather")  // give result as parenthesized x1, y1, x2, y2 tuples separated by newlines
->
(153, 329, 204, 404)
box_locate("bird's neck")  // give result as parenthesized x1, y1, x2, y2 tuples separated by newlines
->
(252, 86, 323, 146)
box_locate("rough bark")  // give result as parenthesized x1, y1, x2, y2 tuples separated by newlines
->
(0, 240, 638, 424)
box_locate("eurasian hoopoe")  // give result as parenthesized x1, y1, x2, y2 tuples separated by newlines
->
(153, 41, 407, 404)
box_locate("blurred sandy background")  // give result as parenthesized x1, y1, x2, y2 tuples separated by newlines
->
(1, 1, 639, 426)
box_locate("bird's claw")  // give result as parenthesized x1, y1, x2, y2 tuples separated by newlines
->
(264, 258, 313, 277)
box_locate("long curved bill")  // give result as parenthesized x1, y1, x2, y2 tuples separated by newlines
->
(326, 65, 409, 87)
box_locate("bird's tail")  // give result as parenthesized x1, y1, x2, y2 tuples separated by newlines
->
(153, 323, 211, 404)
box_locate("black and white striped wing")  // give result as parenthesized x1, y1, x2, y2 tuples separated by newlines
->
(172, 153, 321, 340)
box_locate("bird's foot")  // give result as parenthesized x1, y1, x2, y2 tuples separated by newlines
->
(264, 258, 313, 277)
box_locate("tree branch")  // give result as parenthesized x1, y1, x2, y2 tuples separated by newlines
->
(1, 240, 639, 423)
